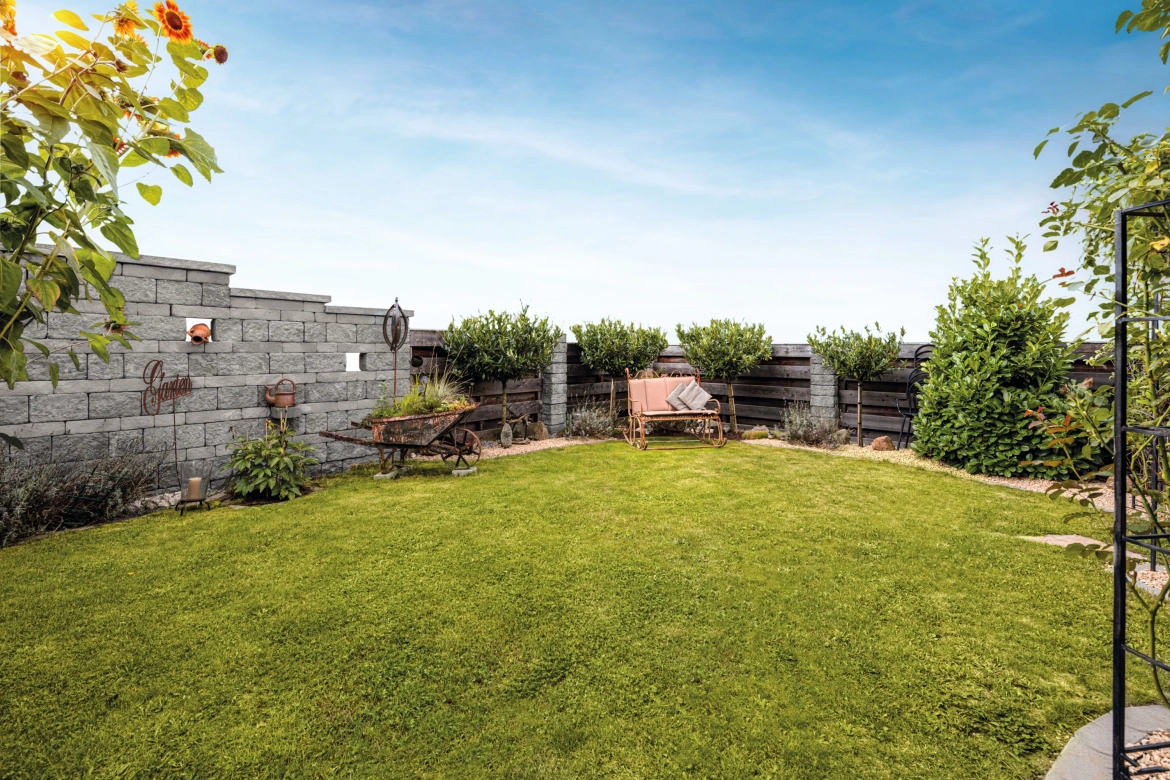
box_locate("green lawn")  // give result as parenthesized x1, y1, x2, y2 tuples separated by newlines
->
(0, 442, 1147, 778)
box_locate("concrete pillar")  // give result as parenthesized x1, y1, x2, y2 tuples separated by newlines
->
(809, 353, 838, 423)
(541, 334, 568, 434)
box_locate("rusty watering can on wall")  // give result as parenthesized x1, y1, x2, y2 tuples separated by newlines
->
(264, 378, 297, 408)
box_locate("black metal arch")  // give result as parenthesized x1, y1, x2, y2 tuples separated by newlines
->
(1113, 197, 1170, 778)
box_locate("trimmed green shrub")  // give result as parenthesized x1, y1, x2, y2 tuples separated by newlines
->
(807, 324, 904, 446)
(675, 319, 771, 433)
(227, 419, 318, 501)
(913, 238, 1086, 477)
(570, 319, 667, 415)
(444, 306, 563, 428)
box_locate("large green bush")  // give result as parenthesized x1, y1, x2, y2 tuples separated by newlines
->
(914, 238, 1087, 477)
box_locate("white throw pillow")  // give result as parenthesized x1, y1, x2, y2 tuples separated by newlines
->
(679, 381, 712, 411)
(666, 380, 693, 411)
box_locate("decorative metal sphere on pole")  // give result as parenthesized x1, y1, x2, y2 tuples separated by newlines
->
(382, 298, 410, 405)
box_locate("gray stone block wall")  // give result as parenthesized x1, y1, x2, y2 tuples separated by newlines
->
(541, 335, 568, 434)
(809, 353, 838, 423)
(0, 252, 415, 489)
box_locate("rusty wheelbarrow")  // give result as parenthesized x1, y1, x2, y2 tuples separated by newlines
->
(319, 403, 481, 473)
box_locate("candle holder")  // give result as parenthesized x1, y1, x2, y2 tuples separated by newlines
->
(178, 461, 213, 515)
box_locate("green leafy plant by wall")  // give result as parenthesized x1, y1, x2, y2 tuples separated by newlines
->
(444, 305, 563, 428)
(0, 3, 227, 447)
(570, 319, 667, 415)
(807, 323, 903, 447)
(912, 238, 1088, 477)
(675, 319, 770, 433)
(227, 419, 318, 502)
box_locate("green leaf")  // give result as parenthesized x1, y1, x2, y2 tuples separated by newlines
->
(55, 29, 91, 50)
(85, 139, 120, 200)
(136, 182, 162, 205)
(100, 221, 139, 257)
(1033, 139, 1048, 159)
(158, 98, 189, 122)
(26, 278, 61, 309)
(166, 40, 203, 61)
(1122, 91, 1153, 109)
(53, 9, 89, 30)
(170, 163, 193, 186)
(120, 150, 151, 168)
(0, 433, 25, 450)
(1043, 240, 1058, 252)
(172, 57, 208, 87)
(0, 260, 22, 307)
(1, 135, 29, 173)
(49, 362, 59, 387)
(175, 86, 203, 112)
(76, 247, 115, 281)
(139, 137, 172, 157)
(1116, 9, 1134, 33)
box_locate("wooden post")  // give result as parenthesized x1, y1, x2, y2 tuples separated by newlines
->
(728, 382, 738, 433)
(856, 380, 864, 446)
(501, 379, 508, 428)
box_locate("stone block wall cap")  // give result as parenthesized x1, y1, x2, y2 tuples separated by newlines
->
(29, 243, 236, 275)
(231, 288, 332, 304)
(325, 305, 415, 317)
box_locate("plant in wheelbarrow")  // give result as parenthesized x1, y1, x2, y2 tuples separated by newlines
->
(345, 368, 482, 474)
(226, 418, 318, 502)
(365, 367, 470, 422)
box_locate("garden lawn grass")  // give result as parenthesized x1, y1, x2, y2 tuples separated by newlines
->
(0, 442, 1149, 779)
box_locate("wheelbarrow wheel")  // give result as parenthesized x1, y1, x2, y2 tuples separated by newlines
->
(441, 428, 481, 468)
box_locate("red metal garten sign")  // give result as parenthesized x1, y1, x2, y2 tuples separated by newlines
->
(141, 359, 192, 416)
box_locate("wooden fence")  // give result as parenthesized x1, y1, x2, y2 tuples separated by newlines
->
(410, 330, 542, 437)
(569, 341, 1112, 444)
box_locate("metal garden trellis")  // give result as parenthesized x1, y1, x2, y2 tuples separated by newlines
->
(1113, 197, 1170, 779)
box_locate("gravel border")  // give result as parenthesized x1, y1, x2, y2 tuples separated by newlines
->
(410, 436, 610, 463)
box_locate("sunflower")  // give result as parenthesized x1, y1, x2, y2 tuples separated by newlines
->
(0, 0, 16, 37)
(151, 0, 192, 43)
(113, 0, 139, 37)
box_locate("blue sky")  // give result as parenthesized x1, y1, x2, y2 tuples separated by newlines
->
(21, 0, 1170, 338)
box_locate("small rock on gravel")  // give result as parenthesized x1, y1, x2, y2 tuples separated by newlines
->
(871, 436, 895, 451)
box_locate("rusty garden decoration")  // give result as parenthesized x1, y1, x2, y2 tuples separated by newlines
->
(140, 358, 192, 490)
(319, 300, 482, 475)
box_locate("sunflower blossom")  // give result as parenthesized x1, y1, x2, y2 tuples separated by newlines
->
(151, 0, 192, 43)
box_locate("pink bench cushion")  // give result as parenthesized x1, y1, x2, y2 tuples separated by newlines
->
(630, 376, 695, 413)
